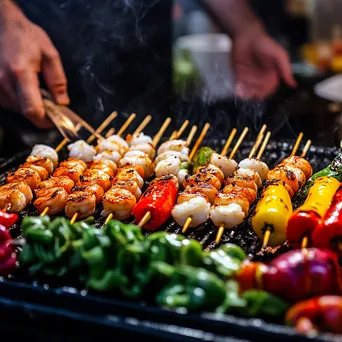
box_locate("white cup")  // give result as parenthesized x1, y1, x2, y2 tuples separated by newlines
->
(175, 33, 235, 102)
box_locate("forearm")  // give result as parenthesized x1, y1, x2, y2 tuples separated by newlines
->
(0, 0, 25, 23)
(199, 0, 265, 38)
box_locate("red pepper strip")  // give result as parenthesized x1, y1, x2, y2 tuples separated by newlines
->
(312, 186, 342, 256)
(0, 211, 18, 229)
(133, 175, 178, 230)
(286, 296, 342, 334)
(0, 225, 16, 276)
(286, 211, 320, 249)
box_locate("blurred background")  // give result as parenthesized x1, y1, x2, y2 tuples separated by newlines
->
(172, 0, 342, 146)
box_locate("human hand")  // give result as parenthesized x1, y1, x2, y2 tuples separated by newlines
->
(232, 26, 297, 100)
(0, 1, 69, 128)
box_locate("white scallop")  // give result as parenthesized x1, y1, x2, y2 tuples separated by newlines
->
(210, 152, 237, 178)
(155, 151, 190, 165)
(210, 203, 245, 229)
(31, 144, 59, 169)
(155, 156, 181, 178)
(238, 158, 269, 181)
(93, 150, 122, 164)
(67, 140, 97, 162)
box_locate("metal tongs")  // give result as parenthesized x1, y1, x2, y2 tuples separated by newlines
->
(41, 89, 102, 142)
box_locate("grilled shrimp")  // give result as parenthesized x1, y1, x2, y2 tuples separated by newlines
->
(118, 165, 145, 179)
(210, 203, 245, 229)
(25, 156, 54, 175)
(280, 156, 312, 180)
(129, 143, 156, 160)
(155, 151, 190, 164)
(78, 172, 111, 192)
(86, 162, 115, 178)
(71, 184, 104, 204)
(155, 156, 181, 178)
(213, 192, 250, 215)
(94, 150, 121, 164)
(126, 132, 153, 146)
(65, 192, 96, 219)
(157, 140, 189, 156)
(225, 175, 258, 193)
(59, 158, 87, 171)
(112, 180, 142, 200)
(185, 183, 219, 204)
(20, 163, 49, 181)
(0, 189, 26, 212)
(115, 167, 144, 189)
(195, 164, 225, 184)
(7, 168, 41, 189)
(177, 190, 208, 204)
(38, 176, 75, 194)
(88, 159, 117, 172)
(101, 187, 136, 220)
(119, 154, 154, 178)
(183, 173, 222, 190)
(223, 184, 257, 204)
(236, 168, 262, 188)
(97, 135, 128, 155)
(210, 152, 237, 178)
(53, 167, 83, 184)
(0, 182, 33, 203)
(267, 165, 300, 194)
(67, 140, 97, 162)
(34, 187, 68, 215)
(238, 158, 269, 181)
(172, 197, 210, 227)
(31, 144, 58, 168)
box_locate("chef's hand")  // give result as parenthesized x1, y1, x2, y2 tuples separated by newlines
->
(232, 26, 297, 100)
(0, 1, 69, 128)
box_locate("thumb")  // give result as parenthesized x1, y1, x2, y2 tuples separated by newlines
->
(274, 49, 297, 88)
(42, 43, 70, 106)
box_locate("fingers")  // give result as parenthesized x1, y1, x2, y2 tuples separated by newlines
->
(274, 48, 297, 88)
(41, 36, 70, 106)
(14, 64, 53, 129)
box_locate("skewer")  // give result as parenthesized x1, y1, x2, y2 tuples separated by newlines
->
(290, 132, 304, 157)
(229, 127, 249, 160)
(216, 127, 264, 244)
(70, 212, 78, 225)
(137, 122, 209, 229)
(189, 123, 210, 160)
(174, 120, 189, 139)
(87, 111, 118, 144)
(262, 136, 310, 249)
(169, 131, 177, 140)
(182, 127, 239, 234)
(106, 128, 115, 138)
(256, 131, 271, 160)
(104, 117, 172, 226)
(132, 115, 152, 136)
(220, 128, 237, 156)
(117, 113, 136, 137)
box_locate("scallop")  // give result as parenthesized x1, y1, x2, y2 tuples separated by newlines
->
(172, 197, 210, 227)
(127, 132, 153, 146)
(129, 143, 156, 160)
(155, 156, 181, 178)
(210, 152, 237, 178)
(157, 140, 190, 156)
(67, 140, 97, 162)
(238, 158, 269, 181)
(94, 150, 122, 164)
(155, 151, 190, 164)
(210, 203, 245, 229)
(31, 144, 58, 168)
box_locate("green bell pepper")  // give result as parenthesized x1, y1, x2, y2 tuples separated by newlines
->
(216, 280, 247, 314)
(191, 146, 214, 173)
(156, 265, 226, 312)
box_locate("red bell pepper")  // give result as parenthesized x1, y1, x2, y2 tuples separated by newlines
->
(0, 211, 18, 229)
(312, 186, 342, 256)
(133, 175, 178, 230)
(0, 225, 16, 276)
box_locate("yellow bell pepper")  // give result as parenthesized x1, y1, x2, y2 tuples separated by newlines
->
(252, 183, 293, 247)
(296, 176, 340, 218)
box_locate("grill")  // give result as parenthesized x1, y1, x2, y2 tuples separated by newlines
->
(0, 138, 340, 342)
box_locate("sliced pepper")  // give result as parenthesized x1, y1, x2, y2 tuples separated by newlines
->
(0, 211, 18, 228)
(191, 146, 214, 172)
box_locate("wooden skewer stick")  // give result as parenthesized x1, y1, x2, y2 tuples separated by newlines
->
(87, 111, 118, 144)
(301, 140, 312, 157)
(220, 128, 237, 156)
(133, 115, 152, 136)
(105, 128, 115, 138)
(256, 131, 271, 160)
(117, 113, 136, 137)
(248, 133, 264, 159)
(229, 127, 249, 160)
(70, 212, 78, 225)
(169, 131, 178, 140)
(183, 127, 237, 234)
(262, 229, 272, 249)
(152, 117, 172, 147)
(175, 120, 190, 140)
(186, 126, 198, 148)
(137, 211, 152, 228)
(105, 117, 172, 226)
(290, 132, 304, 157)
(189, 123, 210, 160)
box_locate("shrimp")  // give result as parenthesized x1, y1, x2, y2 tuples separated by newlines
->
(185, 183, 219, 204)
(7, 168, 41, 189)
(20, 163, 49, 181)
(71, 184, 104, 204)
(213, 192, 250, 215)
(223, 184, 257, 204)
(59, 158, 87, 171)
(126, 132, 153, 146)
(236, 168, 262, 188)
(37, 176, 75, 194)
(0, 189, 27, 212)
(195, 164, 225, 184)
(67, 140, 96, 162)
(34, 187, 68, 215)
(93, 150, 121, 164)
(87, 159, 117, 172)
(0, 182, 33, 203)
(238, 158, 269, 181)
(129, 143, 156, 160)
(101, 187, 136, 220)
(115, 167, 144, 189)
(86, 162, 115, 178)
(183, 173, 222, 190)
(157, 140, 189, 156)
(78, 172, 111, 191)
(112, 180, 142, 200)
(280, 156, 312, 180)
(53, 167, 83, 184)
(155, 151, 190, 165)
(155, 156, 181, 178)
(225, 175, 258, 193)
(119, 154, 154, 178)
(25, 156, 54, 175)
(267, 165, 300, 194)
(65, 192, 96, 219)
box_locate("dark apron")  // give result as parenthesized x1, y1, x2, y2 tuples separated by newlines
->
(0, 0, 172, 157)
